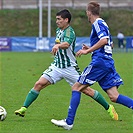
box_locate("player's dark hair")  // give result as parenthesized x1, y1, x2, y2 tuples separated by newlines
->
(56, 9, 71, 23)
(87, 1, 100, 16)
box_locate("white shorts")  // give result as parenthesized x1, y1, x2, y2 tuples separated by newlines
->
(41, 64, 81, 86)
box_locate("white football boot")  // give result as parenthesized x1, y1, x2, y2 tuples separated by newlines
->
(51, 119, 73, 130)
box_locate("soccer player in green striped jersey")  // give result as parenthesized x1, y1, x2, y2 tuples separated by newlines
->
(51, 25, 76, 68)
(15, 9, 117, 120)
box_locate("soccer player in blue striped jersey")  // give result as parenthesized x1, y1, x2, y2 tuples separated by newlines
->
(15, 9, 117, 120)
(51, 2, 133, 130)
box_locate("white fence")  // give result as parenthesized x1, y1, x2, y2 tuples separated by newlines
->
(0, 0, 133, 9)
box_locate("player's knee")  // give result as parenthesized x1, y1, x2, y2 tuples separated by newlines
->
(109, 95, 118, 102)
(107, 87, 119, 103)
(87, 88, 95, 97)
(72, 85, 77, 91)
(82, 88, 95, 97)
(72, 83, 80, 91)
(34, 81, 44, 90)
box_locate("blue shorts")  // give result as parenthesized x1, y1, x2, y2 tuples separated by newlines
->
(77, 56, 123, 91)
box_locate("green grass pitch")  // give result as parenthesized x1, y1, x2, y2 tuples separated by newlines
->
(0, 52, 132, 133)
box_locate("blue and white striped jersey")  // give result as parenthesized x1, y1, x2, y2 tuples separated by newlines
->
(90, 18, 113, 59)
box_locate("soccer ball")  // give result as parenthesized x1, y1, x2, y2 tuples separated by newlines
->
(0, 106, 7, 121)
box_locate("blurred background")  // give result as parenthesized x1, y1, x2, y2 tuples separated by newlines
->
(0, 0, 133, 52)
(0, 0, 133, 10)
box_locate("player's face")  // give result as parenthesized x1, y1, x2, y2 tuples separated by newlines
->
(86, 10, 91, 23)
(56, 15, 69, 30)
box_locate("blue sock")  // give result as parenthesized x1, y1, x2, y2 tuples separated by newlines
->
(66, 91, 81, 125)
(116, 94, 133, 109)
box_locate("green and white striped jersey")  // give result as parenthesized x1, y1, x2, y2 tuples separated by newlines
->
(51, 26, 78, 68)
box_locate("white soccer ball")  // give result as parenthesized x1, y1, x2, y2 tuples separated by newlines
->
(0, 106, 7, 121)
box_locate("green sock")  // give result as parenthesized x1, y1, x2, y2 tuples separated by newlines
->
(23, 88, 39, 108)
(92, 90, 109, 110)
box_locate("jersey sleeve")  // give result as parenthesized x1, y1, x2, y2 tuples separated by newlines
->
(94, 20, 109, 40)
(64, 28, 76, 45)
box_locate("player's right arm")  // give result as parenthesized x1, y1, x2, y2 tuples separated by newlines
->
(76, 38, 108, 57)
(51, 42, 70, 55)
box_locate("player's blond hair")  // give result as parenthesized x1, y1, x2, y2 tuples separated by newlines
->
(87, 1, 100, 16)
